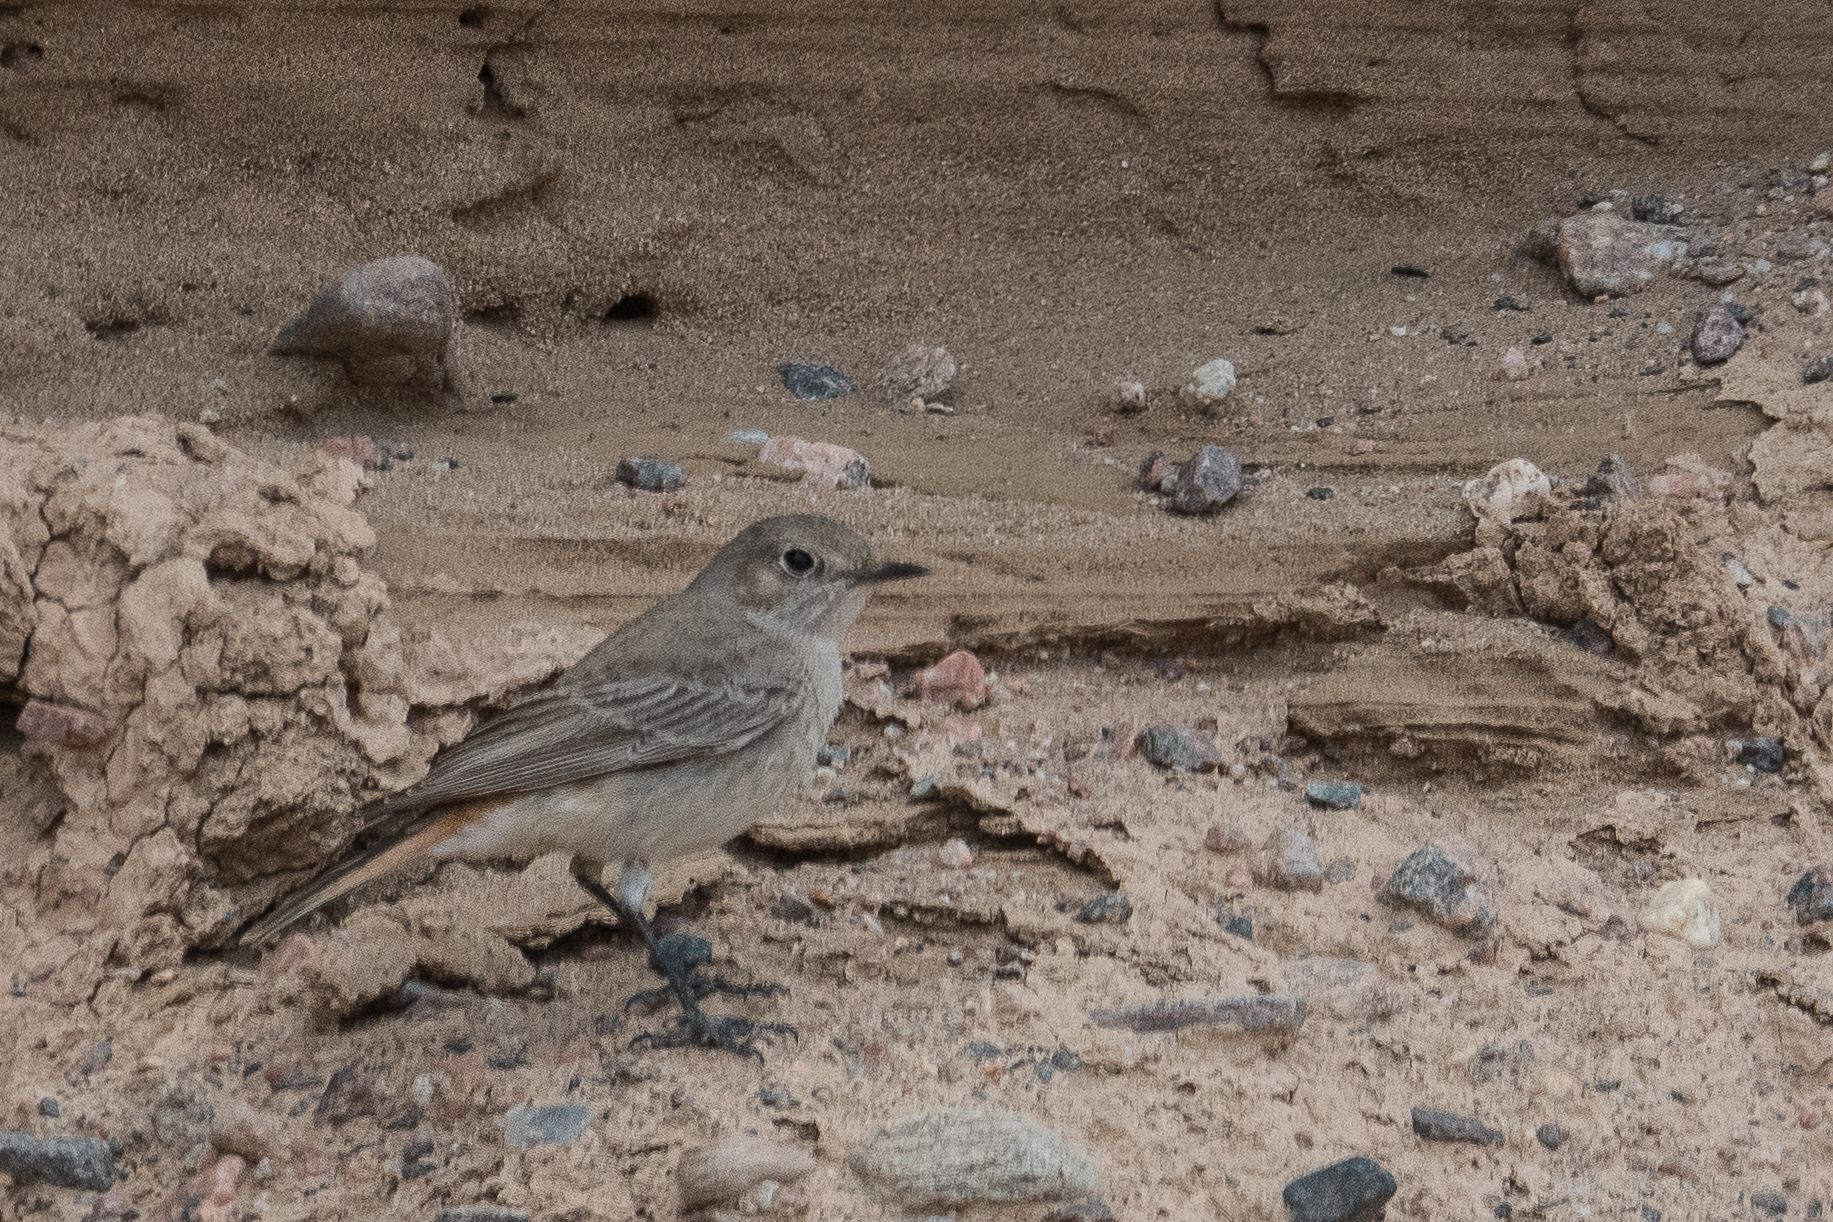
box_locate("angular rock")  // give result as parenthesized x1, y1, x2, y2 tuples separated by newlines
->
(316, 1064, 374, 1124)
(918, 649, 986, 709)
(499, 1103, 594, 1150)
(614, 457, 685, 493)
(0, 1133, 116, 1190)
(1691, 302, 1744, 365)
(1805, 355, 1833, 385)
(678, 1135, 817, 1210)
(1089, 994, 1305, 1034)
(1282, 1156, 1398, 1222)
(1382, 844, 1498, 937)
(1585, 453, 1641, 501)
(1463, 458, 1549, 525)
(1266, 828, 1324, 893)
(1739, 735, 1785, 773)
(1185, 357, 1237, 403)
(1137, 725, 1221, 772)
(1786, 864, 1833, 925)
(1520, 216, 1561, 262)
(757, 436, 870, 489)
(776, 361, 853, 401)
(1411, 1107, 1503, 1146)
(1537, 1123, 1564, 1150)
(1305, 780, 1363, 810)
(1075, 892, 1132, 924)
(1162, 445, 1243, 515)
(1751, 1191, 1787, 1218)
(1137, 450, 1176, 491)
(1498, 346, 1531, 381)
(848, 1108, 1100, 1205)
(1630, 195, 1686, 226)
(270, 254, 456, 393)
(1555, 212, 1685, 297)
(1696, 258, 1746, 286)
(1638, 878, 1721, 948)
(875, 344, 956, 408)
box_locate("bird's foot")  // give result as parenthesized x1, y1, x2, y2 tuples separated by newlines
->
(629, 1006, 797, 1060)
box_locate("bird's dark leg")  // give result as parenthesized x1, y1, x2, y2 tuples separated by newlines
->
(569, 855, 792, 1059)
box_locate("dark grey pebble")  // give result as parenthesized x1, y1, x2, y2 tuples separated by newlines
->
(1805, 355, 1833, 385)
(776, 361, 854, 401)
(1727, 303, 1757, 325)
(1391, 265, 1430, 278)
(1530, 332, 1552, 345)
(1324, 858, 1357, 884)
(0, 1133, 116, 1190)
(1494, 296, 1530, 311)
(1787, 865, 1833, 924)
(1217, 910, 1253, 940)
(1586, 453, 1642, 500)
(963, 1041, 1004, 1061)
(816, 743, 852, 767)
(758, 1086, 800, 1109)
(1306, 486, 1333, 501)
(1163, 445, 1244, 515)
(36, 1099, 57, 1118)
(1642, 1208, 1662, 1222)
(1138, 725, 1221, 772)
(1271, 828, 1324, 893)
(1570, 619, 1614, 655)
(1305, 780, 1363, 810)
(435, 1210, 531, 1222)
(1281, 1155, 1398, 1222)
(1076, 892, 1132, 924)
(1383, 844, 1498, 937)
(1768, 605, 1794, 628)
(1090, 994, 1305, 1034)
(1537, 1123, 1563, 1150)
(1631, 194, 1687, 225)
(1739, 735, 1785, 773)
(1315, 416, 1334, 427)
(615, 456, 685, 493)
(1751, 1191, 1787, 1218)
(1411, 1107, 1503, 1146)
(1692, 303, 1745, 365)
(1443, 324, 1474, 345)
(772, 895, 818, 925)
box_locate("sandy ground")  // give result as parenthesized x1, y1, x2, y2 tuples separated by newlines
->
(5, 2, 1833, 1220)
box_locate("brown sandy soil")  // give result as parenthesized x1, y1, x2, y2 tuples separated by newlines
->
(5, 2, 1833, 1220)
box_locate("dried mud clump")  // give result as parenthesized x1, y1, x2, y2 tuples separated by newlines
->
(1, 416, 424, 1000)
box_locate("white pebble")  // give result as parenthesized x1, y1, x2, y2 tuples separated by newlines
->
(938, 838, 974, 869)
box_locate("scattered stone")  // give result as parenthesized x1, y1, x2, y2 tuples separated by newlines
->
(270, 254, 456, 393)
(815, 743, 851, 767)
(15, 699, 108, 748)
(1305, 780, 1363, 810)
(499, 1103, 594, 1150)
(1586, 453, 1642, 501)
(37, 1098, 58, 1118)
(1323, 858, 1357, 884)
(1631, 195, 1686, 225)
(1206, 824, 1251, 853)
(776, 361, 853, 401)
(1521, 217, 1561, 262)
(1494, 296, 1530, 311)
(210, 1097, 274, 1163)
(1090, 993, 1306, 1034)
(316, 1064, 374, 1124)
(1266, 828, 1324, 893)
(1138, 450, 1176, 491)
(1218, 912, 1254, 940)
(1464, 458, 1550, 526)
(1113, 380, 1148, 414)
(1786, 864, 1833, 924)
(1161, 445, 1243, 515)
(1281, 1156, 1398, 1222)
(1570, 619, 1614, 655)
(0, 1134, 116, 1190)
(1529, 331, 1552, 345)
(918, 649, 987, 709)
(1306, 486, 1333, 501)
(1751, 1191, 1788, 1218)
(1795, 288, 1831, 317)
(727, 427, 770, 444)
(1137, 725, 1221, 772)
(1382, 844, 1499, 937)
(1076, 892, 1132, 924)
(757, 436, 870, 489)
(1691, 302, 1745, 365)
(614, 457, 685, 493)
(938, 838, 974, 869)
(65, 1039, 112, 1086)
(1647, 454, 1733, 500)
(1554, 211, 1686, 298)
(848, 1108, 1100, 1205)
(435, 1210, 531, 1222)
(1739, 735, 1786, 773)
(1442, 323, 1474, 345)
(875, 344, 956, 409)
(1537, 1123, 1564, 1150)
(1184, 358, 1237, 404)
(678, 1135, 817, 1210)
(1806, 356, 1833, 385)
(1412, 1108, 1503, 1146)
(1498, 346, 1532, 381)
(1638, 878, 1722, 948)
(1697, 258, 1746, 286)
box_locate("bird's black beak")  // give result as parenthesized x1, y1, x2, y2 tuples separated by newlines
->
(859, 560, 930, 584)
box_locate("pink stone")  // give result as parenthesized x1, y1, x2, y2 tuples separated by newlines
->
(757, 436, 871, 489)
(1647, 456, 1734, 500)
(16, 699, 109, 748)
(1498, 347, 1531, 381)
(320, 435, 380, 470)
(1350, 438, 1377, 455)
(919, 650, 986, 709)
(207, 1154, 246, 1206)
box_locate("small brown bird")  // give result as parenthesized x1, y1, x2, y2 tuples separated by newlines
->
(239, 513, 927, 1055)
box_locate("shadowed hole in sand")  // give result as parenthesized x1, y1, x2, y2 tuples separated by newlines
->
(603, 293, 659, 327)
(83, 318, 141, 341)
(464, 302, 522, 329)
(458, 5, 490, 26)
(1, 42, 44, 70)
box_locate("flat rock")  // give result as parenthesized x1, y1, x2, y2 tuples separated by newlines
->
(1282, 1156, 1398, 1222)
(1266, 827, 1324, 893)
(1162, 445, 1243, 515)
(1090, 994, 1305, 1034)
(848, 1108, 1100, 1205)
(1554, 211, 1685, 297)
(0, 1133, 116, 1190)
(1786, 864, 1833, 925)
(678, 1135, 817, 1209)
(1690, 302, 1744, 365)
(1410, 1107, 1503, 1146)
(1137, 725, 1221, 772)
(1381, 844, 1498, 937)
(776, 360, 853, 401)
(1638, 878, 1721, 947)
(615, 457, 685, 493)
(1304, 780, 1363, 810)
(499, 1103, 594, 1150)
(757, 436, 871, 489)
(270, 254, 456, 393)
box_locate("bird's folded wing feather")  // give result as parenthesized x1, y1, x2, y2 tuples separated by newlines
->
(374, 673, 801, 819)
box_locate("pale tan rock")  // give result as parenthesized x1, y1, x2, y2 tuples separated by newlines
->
(678, 1136, 816, 1209)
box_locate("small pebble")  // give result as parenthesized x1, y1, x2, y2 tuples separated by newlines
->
(1630, 194, 1686, 225)
(1205, 824, 1251, 853)
(1090, 993, 1306, 1034)
(1306, 486, 1333, 501)
(1305, 780, 1363, 810)
(1569, 619, 1614, 655)
(1494, 296, 1530, 311)
(727, 427, 770, 444)
(848, 1109, 1099, 1205)
(1554, 212, 1684, 297)
(1113, 379, 1148, 414)
(776, 361, 853, 401)
(1282, 1156, 1398, 1222)
(875, 344, 956, 408)
(1536, 1123, 1563, 1150)
(1465, 457, 1550, 525)
(1751, 1191, 1788, 1218)
(37, 1099, 58, 1118)
(1499, 346, 1532, 381)
(1137, 725, 1221, 772)
(615, 456, 685, 493)
(498, 1103, 594, 1150)
(1076, 892, 1133, 924)
(1162, 445, 1244, 515)
(269, 254, 456, 393)
(757, 436, 871, 489)
(1804, 355, 1833, 385)
(1739, 735, 1785, 773)
(815, 743, 851, 767)
(1217, 912, 1253, 940)
(1411, 1107, 1504, 1147)
(1323, 857, 1357, 884)
(1691, 302, 1745, 365)
(0, 1134, 116, 1190)
(938, 838, 974, 869)
(1638, 878, 1721, 948)
(918, 649, 987, 709)
(1267, 828, 1324, 893)
(1786, 863, 1833, 924)
(1185, 357, 1237, 403)
(678, 1135, 817, 1210)
(1382, 844, 1499, 937)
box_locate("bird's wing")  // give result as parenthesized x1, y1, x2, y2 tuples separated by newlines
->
(376, 672, 803, 818)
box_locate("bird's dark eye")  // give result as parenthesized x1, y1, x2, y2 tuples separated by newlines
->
(780, 548, 816, 576)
